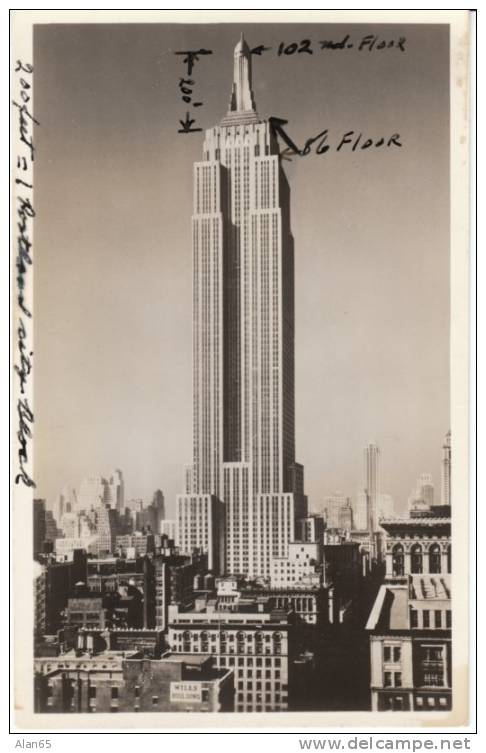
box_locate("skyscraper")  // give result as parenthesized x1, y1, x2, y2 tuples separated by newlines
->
(176, 36, 307, 577)
(441, 430, 451, 506)
(364, 442, 380, 532)
(104, 469, 125, 513)
(416, 473, 434, 506)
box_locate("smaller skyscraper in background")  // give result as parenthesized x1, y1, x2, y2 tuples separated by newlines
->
(441, 431, 451, 506)
(408, 474, 434, 515)
(33, 499, 47, 560)
(364, 442, 380, 532)
(105, 469, 125, 512)
(322, 492, 351, 529)
(353, 490, 369, 531)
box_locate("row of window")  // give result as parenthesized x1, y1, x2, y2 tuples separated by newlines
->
(410, 609, 452, 629)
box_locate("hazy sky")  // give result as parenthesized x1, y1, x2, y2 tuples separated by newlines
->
(34, 22, 450, 516)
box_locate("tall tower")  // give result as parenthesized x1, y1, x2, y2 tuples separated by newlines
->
(441, 430, 451, 506)
(177, 37, 307, 577)
(364, 442, 380, 532)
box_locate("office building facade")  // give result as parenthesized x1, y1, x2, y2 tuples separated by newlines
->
(177, 36, 307, 578)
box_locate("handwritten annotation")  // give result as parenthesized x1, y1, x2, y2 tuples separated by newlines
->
(269, 118, 402, 159)
(251, 35, 406, 56)
(13, 59, 37, 488)
(175, 48, 213, 134)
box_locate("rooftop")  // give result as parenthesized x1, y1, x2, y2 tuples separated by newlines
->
(410, 575, 451, 600)
(366, 575, 452, 632)
(380, 517, 451, 526)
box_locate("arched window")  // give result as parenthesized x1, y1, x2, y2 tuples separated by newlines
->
(392, 544, 405, 576)
(410, 544, 423, 574)
(429, 544, 441, 574)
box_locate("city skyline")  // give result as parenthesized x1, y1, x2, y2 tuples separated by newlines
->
(34, 22, 450, 517)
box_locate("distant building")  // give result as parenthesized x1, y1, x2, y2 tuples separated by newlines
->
(33, 499, 47, 560)
(408, 474, 434, 514)
(115, 531, 155, 558)
(103, 469, 125, 512)
(364, 442, 380, 531)
(338, 500, 353, 531)
(297, 515, 325, 543)
(34, 550, 87, 636)
(377, 494, 394, 522)
(86, 555, 155, 629)
(95, 504, 120, 556)
(321, 492, 348, 529)
(152, 489, 165, 521)
(77, 476, 106, 511)
(441, 431, 451, 506)
(55, 485, 77, 523)
(55, 535, 98, 559)
(44, 510, 60, 543)
(270, 542, 322, 590)
(353, 490, 370, 531)
(160, 519, 176, 541)
(154, 552, 202, 631)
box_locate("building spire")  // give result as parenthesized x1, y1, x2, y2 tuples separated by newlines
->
(221, 35, 260, 126)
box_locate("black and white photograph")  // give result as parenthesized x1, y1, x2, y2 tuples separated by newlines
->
(11, 9, 472, 732)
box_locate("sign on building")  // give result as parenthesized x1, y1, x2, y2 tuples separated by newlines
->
(170, 682, 202, 704)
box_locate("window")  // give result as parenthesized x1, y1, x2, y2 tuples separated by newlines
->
(446, 611, 452, 628)
(134, 686, 140, 697)
(395, 672, 402, 687)
(393, 647, 401, 662)
(383, 646, 391, 662)
(111, 687, 118, 699)
(429, 544, 441, 574)
(434, 611, 442, 629)
(411, 544, 423, 574)
(88, 686, 96, 699)
(410, 609, 418, 628)
(392, 544, 405, 576)
(423, 610, 430, 628)
(384, 672, 392, 687)
(152, 696, 158, 705)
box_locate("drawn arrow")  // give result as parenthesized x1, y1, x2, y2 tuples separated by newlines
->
(279, 147, 295, 162)
(251, 45, 272, 56)
(268, 116, 301, 157)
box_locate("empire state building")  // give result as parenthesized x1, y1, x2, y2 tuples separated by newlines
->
(176, 36, 307, 577)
